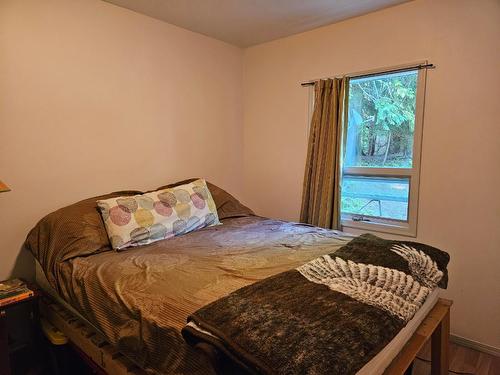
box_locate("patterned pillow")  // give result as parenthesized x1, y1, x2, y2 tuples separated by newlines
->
(97, 179, 220, 250)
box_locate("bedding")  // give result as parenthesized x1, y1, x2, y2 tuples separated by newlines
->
(182, 234, 449, 375)
(34, 259, 440, 375)
(25, 180, 353, 374)
(25, 179, 253, 290)
(97, 179, 220, 250)
(49, 216, 353, 374)
(25, 189, 142, 288)
(356, 288, 440, 375)
(156, 178, 253, 221)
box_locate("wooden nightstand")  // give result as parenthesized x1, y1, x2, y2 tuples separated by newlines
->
(0, 287, 41, 375)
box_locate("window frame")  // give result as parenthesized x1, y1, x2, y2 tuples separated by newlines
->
(340, 63, 427, 237)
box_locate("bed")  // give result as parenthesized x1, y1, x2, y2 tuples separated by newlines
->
(26, 179, 451, 375)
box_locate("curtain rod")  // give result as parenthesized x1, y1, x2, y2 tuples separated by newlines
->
(300, 63, 435, 87)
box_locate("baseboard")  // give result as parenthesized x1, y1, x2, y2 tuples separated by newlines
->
(450, 334, 500, 357)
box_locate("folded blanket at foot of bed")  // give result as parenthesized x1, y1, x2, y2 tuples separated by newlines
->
(182, 233, 449, 375)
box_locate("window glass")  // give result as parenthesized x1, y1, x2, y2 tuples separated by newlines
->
(344, 71, 418, 168)
(341, 176, 410, 221)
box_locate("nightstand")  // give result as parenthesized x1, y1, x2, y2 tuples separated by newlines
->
(0, 287, 41, 375)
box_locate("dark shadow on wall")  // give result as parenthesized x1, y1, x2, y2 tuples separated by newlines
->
(11, 246, 36, 282)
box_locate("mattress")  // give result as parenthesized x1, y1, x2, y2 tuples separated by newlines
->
(357, 287, 440, 374)
(36, 244, 440, 375)
(35, 260, 102, 334)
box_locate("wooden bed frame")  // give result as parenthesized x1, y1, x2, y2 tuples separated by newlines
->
(39, 295, 452, 375)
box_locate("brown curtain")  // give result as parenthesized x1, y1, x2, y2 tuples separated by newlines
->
(300, 77, 349, 229)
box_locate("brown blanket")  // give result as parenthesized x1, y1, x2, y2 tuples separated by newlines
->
(182, 234, 449, 375)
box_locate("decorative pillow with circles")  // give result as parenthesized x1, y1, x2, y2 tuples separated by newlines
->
(97, 179, 220, 250)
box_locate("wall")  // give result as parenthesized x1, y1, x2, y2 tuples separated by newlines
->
(0, 0, 243, 279)
(243, 0, 500, 348)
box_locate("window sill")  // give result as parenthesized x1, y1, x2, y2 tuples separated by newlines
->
(341, 219, 416, 237)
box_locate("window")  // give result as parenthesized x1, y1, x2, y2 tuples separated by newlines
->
(340, 67, 426, 236)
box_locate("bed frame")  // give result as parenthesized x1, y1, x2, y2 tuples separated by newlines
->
(39, 296, 147, 375)
(39, 295, 452, 375)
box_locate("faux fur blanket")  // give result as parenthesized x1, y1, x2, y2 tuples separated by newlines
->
(182, 234, 449, 375)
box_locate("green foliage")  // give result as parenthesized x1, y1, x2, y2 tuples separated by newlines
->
(347, 71, 417, 167)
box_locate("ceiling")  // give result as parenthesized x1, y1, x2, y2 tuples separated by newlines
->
(103, 0, 411, 47)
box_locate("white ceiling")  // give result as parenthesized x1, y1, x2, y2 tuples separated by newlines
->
(103, 0, 411, 47)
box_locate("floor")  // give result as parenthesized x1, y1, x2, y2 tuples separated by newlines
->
(412, 340, 500, 375)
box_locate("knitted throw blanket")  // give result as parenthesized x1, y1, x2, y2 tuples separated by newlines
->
(182, 234, 449, 375)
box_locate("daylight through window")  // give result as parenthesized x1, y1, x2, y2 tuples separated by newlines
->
(341, 67, 426, 235)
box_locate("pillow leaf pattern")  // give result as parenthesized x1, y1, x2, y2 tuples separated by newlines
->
(97, 179, 220, 250)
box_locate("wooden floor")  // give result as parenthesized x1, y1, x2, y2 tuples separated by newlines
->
(412, 340, 500, 375)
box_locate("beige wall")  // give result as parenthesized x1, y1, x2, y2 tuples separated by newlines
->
(0, 0, 243, 278)
(243, 0, 500, 348)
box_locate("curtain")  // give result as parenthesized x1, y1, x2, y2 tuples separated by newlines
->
(300, 77, 349, 229)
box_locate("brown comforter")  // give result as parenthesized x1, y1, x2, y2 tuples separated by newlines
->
(27, 187, 353, 374)
(58, 217, 352, 374)
(182, 234, 449, 375)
